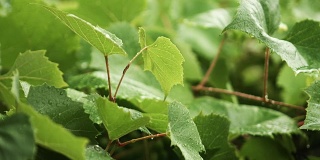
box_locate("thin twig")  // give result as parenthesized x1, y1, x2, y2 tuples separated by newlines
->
(196, 34, 227, 88)
(193, 86, 306, 112)
(109, 144, 118, 156)
(105, 140, 113, 152)
(117, 133, 167, 147)
(113, 47, 148, 99)
(105, 56, 114, 102)
(263, 47, 270, 101)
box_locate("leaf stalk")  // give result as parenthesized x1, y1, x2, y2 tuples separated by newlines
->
(105, 56, 115, 102)
(263, 47, 270, 101)
(196, 34, 227, 88)
(113, 47, 148, 99)
(117, 133, 167, 147)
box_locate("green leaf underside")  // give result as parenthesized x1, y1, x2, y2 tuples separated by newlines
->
(96, 97, 150, 140)
(4, 50, 67, 87)
(129, 98, 168, 133)
(188, 97, 301, 137)
(108, 22, 140, 57)
(144, 113, 168, 133)
(68, 71, 164, 100)
(143, 37, 185, 96)
(85, 145, 114, 160)
(168, 101, 205, 160)
(18, 102, 88, 160)
(194, 114, 237, 160)
(42, 5, 126, 56)
(27, 84, 98, 141)
(184, 8, 232, 29)
(277, 65, 308, 105)
(224, 0, 280, 35)
(284, 20, 320, 72)
(300, 81, 320, 130)
(0, 113, 35, 160)
(224, 0, 320, 73)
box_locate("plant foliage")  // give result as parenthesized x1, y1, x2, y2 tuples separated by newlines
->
(0, 0, 319, 159)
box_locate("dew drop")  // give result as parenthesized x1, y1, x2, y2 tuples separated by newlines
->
(93, 145, 101, 151)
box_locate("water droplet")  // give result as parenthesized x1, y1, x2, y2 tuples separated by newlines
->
(48, 100, 53, 105)
(307, 144, 310, 148)
(93, 145, 101, 151)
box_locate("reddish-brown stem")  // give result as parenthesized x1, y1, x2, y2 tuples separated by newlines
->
(113, 47, 148, 99)
(117, 133, 167, 147)
(105, 56, 114, 102)
(263, 47, 270, 101)
(196, 34, 227, 88)
(193, 86, 306, 112)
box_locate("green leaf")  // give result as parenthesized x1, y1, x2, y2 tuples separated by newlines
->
(18, 102, 88, 160)
(143, 37, 185, 96)
(27, 84, 98, 141)
(42, 5, 126, 56)
(139, 27, 147, 49)
(144, 113, 168, 133)
(300, 81, 320, 130)
(277, 65, 308, 105)
(284, 20, 320, 73)
(224, 0, 320, 73)
(0, 82, 15, 108)
(68, 70, 164, 100)
(174, 40, 203, 81)
(0, 0, 79, 71)
(128, 98, 169, 133)
(167, 101, 205, 160)
(194, 114, 236, 160)
(184, 8, 232, 29)
(224, 0, 280, 35)
(96, 97, 150, 140)
(68, 71, 108, 90)
(108, 22, 140, 58)
(0, 113, 35, 160)
(85, 145, 114, 160)
(4, 50, 67, 87)
(188, 97, 301, 137)
(177, 24, 223, 59)
(72, 0, 146, 26)
(129, 98, 168, 114)
(240, 137, 295, 160)
(65, 90, 102, 125)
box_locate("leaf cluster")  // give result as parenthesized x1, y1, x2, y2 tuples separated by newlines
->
(1, 0, 320, 160)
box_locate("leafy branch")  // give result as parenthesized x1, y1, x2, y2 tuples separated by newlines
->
(193, 36, 305, 113)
